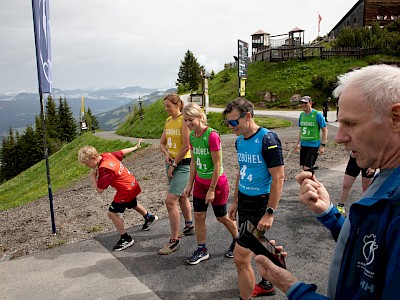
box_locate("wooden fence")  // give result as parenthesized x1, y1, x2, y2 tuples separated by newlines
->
(252, 46, 386, 62)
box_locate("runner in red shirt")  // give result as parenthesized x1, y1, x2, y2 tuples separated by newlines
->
(78, 139, 158, 251)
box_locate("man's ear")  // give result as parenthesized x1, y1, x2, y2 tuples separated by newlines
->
(391, 103, 400, 132)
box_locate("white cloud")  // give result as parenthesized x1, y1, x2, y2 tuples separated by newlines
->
(0, 0, 358, 93)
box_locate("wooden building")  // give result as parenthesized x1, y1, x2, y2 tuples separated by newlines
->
(251, 30, 270, 55)
(329, 0, 400, 38)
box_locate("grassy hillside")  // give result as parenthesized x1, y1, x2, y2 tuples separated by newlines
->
(116, 100, 291, 138)
(0, 133, 140, 211)
(209, 55, 400, 107)
(116, 54, 400, 139)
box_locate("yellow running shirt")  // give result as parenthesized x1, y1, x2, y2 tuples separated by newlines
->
(164, 115, 191, 159)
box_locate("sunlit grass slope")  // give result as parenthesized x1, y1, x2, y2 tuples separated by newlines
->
(0, 133, 139, 211)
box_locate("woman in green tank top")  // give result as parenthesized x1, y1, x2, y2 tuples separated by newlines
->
(182, 102, 238, 265)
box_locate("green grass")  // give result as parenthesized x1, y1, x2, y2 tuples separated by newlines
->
(209, 54, 400, 106)
(0, 133, 140, 211)
(115, 98, 291, 138)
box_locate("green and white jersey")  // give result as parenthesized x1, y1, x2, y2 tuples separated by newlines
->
(189, 127, 223, 179)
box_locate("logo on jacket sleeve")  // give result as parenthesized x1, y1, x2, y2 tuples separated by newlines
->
(363, 234, 378, 266)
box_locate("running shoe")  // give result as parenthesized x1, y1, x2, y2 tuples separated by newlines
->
(112, 235, 134, 251)
(252, 281, 276, 297)
(225, 240, 236, 258)
(336, 205, 346, 214)
(186, 249, 209, 265)
(178, 225, 195, 237)
(142, 214, 158, 231)
(158, 239, 180, 255)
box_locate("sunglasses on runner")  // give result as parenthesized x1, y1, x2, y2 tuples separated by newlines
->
(225, 113, 246, 127)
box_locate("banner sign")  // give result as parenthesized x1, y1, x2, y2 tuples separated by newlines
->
(238, 39, 249, 79)
(32, 0, 52, 93)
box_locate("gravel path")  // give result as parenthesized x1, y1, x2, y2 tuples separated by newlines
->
(0, 121, 348, 261)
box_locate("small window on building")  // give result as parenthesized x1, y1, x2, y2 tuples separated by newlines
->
(377, 15, 384, 20)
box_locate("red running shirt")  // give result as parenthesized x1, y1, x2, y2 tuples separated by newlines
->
(97, 151, 141, 203)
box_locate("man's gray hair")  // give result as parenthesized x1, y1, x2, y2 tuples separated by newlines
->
(333, 64, 400, 123)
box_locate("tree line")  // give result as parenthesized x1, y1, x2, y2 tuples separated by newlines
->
(0, 95, 98, 183)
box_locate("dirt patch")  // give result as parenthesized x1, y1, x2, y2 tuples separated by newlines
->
(0, 127, 348, 261)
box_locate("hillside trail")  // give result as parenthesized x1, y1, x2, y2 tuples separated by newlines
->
(0, 108, 346, 263)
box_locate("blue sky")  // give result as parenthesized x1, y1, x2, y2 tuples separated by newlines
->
(0, 0, 358, 94)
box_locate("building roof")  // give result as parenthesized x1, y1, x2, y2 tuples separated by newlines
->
(289, 27, 304, 32)
(252, 29, 270, 35)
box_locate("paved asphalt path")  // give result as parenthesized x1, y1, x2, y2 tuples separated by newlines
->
(1, 110, 356, 300)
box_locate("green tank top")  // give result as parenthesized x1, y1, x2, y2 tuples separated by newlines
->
(300, 110, 320, 141)
(190, 127, 223, 179)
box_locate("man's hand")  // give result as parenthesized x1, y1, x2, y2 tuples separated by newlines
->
(257, 214, 274, 232)
(318, 145, 325, 154)
(255, 242, 295, 294)
(228, 202, 238, 221)
(296, 172, 331, 214)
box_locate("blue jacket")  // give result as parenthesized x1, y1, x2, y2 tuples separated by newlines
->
(288, 167, 400, 299)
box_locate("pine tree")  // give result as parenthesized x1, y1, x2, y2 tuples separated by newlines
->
(45, 94, 59, 140)
(84, 107, 99, 131)
(18, 125, 43, 170)
(0, 128, 18, 181)
(176, 50, 202, 91)
(58, 97, 77, 142)
(210, 70, 216, 80)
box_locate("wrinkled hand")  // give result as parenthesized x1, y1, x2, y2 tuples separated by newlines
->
(296, 171, 331, 214)
(255, 241, 295, 294)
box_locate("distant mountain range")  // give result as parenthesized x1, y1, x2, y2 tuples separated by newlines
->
(0, 86, 175, 139)
(96, 88, 176, 131)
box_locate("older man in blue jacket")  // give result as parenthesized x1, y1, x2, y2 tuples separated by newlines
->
(255, 64, 400, 300)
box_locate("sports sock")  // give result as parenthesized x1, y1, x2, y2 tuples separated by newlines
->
(185, 221, 193, 226)
(197, 243, 207, 251)
(121, 232, 130, 239)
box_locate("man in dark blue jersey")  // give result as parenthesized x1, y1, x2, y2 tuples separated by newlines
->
(223, 98, 285, 300)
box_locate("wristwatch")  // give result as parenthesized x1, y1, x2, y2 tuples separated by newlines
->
(266, 207, 275, 215)
(171, 160, 178, 167)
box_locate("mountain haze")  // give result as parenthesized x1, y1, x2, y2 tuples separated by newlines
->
(96, 88, 176, 131)
(0, 86, 159, 139)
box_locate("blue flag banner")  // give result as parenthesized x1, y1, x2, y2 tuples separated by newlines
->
(32, 0, 52, 93)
